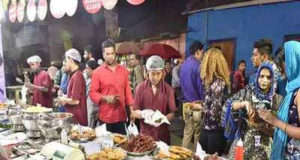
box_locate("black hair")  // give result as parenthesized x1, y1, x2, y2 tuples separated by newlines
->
(275, 46, 285, 72)
(101, 39, 115, 50)
(275, 46, 285, 63)
(253, 38, 273, 56)
(86, 60, 99, 70)
(84, 45, 92, 54)
(238, 59, 246, 66)
(189, 41, 204, 55)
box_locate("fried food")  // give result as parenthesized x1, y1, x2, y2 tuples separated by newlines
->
(155, 146, 193, 160)
(113, 134, 127, 145)
(121, 134, 156, 153)
(0, 103, 8, 109)
(69, 129, 96, 140)
(23, 106, 52, 113)
(86, 148, 126, 160)
(169, 146, 193, 156)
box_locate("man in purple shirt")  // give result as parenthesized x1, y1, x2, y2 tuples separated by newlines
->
(180, 41, 205, 151)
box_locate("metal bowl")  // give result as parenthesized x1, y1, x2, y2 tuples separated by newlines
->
(40, 127, 61, 140)
(9, 115, 23, 125)
(49, 112, 73, 120)
(22, 119, 39, 131)
(37, 112, 73, 140)
(126, 148, 156, 157)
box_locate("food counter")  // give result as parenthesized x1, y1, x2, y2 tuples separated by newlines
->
(0, 102, 227, 160)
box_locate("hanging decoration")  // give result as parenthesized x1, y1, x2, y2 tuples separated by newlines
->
(8, 0, 17, 23)
(17, 0, 25, 22)
(66, 0, 78, 16)
(27, 0, 37, 22)
(50, 0, 65, 19)
(82, 0, 102, 14)
(127, 0, 145, 5)
(102, 0, 118, 10)
(2, 0, 9, 12)
(37, 0, 47, 20)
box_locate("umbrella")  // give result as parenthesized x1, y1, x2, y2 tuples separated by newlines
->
(116, 42, 140, 55)
(140, 43, 181, 59)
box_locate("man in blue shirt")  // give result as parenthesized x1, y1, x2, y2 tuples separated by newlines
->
(249, 38, 273, 84)
(180, 41, 205, 151)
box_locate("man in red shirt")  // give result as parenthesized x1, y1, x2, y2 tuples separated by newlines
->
(25, 55, 52, 108)
(58, 49, 88, 126)
(132, 55, 176, 144)
(232, 60, 247, 93)
(90, 39, 133, 134)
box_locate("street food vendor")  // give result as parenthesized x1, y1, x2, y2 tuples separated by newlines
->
(58, 49, 88, 126)
(132, 55, 177, 144)
(25, 55, 53, 108)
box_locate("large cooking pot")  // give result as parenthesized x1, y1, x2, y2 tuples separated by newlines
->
(8, 107, 23, 125)
(38, 112, 73, 139)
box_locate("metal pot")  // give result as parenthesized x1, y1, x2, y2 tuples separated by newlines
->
(9, 115, 23, 125)
(8, 107, 23, 125)
(0, 108, 7, 121)
(22, 112, 40, 131)
(22, 119, 39, 131)
(38, 112, 73, 140)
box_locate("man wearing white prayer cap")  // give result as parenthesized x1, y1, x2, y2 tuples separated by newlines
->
(132, 55, 176, 144)
(25, 55, 53, 108)
(57, 48, 88, 126)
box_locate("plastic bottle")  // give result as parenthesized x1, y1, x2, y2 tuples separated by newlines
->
(234, 139, 244, 160)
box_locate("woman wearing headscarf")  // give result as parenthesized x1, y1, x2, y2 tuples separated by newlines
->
(199, 48, 231, 155)
(225, 61, 282, 160)
(258, 41, 300, 160)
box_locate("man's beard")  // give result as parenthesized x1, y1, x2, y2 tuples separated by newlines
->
(106, 59, 115, 65)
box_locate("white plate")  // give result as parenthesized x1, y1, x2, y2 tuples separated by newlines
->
(0, 132, 27, 146)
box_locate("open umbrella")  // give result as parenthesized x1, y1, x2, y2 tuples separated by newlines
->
(140, 43, 181, 59)
(116, 42, 140, 55)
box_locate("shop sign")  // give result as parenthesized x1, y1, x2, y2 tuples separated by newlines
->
(127, 0, 145, 5)
(82, 0, 102, 14)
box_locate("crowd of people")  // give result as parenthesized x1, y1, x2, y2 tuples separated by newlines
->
(21, 38, 300, 160)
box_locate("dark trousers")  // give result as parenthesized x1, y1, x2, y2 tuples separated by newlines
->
(99, 121, 126, 135)
(199, 128, 226, 156)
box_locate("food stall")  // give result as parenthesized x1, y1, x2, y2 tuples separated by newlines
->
(0, 100, 228, 160)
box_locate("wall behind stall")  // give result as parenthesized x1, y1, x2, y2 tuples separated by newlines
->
(186, 1, 300, 74)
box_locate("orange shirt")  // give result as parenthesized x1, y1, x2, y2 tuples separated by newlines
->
(90, 64, 133, 123)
